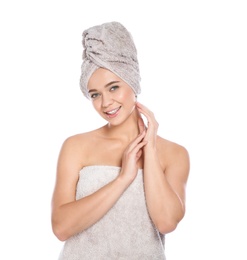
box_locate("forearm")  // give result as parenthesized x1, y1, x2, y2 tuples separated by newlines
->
(52, 175, 131, 241)
(143, 148, 184, 234)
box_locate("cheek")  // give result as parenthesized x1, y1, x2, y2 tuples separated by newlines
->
(119, 89, 136, 103)
(92, 101, 101, 112)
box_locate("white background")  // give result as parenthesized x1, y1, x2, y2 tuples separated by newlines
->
(0, 0, 246, 259)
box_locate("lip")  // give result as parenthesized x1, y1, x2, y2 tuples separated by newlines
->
(104, 106, 121, 118)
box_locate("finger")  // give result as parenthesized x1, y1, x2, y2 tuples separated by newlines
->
(136, 102, 153, 120)
(136, 149, 143, 161)
(136, 102, 151, 113)
(126, 130, 146, 152)
(138, 117, 145, 133)
(130, 140, 148, 157)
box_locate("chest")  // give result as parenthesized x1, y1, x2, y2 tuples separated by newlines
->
(85, 139, 128, 167)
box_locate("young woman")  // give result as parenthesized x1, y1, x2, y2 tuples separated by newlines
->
(51, 21, 190, 259)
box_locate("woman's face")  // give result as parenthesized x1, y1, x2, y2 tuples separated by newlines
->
(87, 68, 136, 125)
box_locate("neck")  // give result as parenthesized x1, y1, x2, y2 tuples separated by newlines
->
(103, 108, 140, 142)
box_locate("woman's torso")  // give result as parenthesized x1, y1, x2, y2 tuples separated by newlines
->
(58, 126, 177, 259)
(59, 165, 166, 260)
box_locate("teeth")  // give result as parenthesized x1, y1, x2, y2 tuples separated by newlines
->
(107, 108, 119, 114)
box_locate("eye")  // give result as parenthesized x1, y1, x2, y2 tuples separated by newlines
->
(90, 93, 100, 99)
(110, 85, 119, 92)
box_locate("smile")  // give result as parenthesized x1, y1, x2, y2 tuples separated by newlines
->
(105, 107, 121, 117)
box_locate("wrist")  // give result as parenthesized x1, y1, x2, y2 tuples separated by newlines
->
(116, 172, 134, 188)
(144, 142, 157, 152)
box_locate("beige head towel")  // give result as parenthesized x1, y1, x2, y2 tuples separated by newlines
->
(80, 21, 141, 98)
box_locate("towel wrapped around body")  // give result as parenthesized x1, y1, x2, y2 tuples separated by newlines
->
(58, 165, 166, 260)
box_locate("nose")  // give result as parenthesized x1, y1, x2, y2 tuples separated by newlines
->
(101, 93, 113, 108)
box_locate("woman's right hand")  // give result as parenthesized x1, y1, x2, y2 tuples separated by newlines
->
(119, 129, 147, 183)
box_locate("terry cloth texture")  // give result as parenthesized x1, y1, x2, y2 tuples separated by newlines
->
(80, 21, 141, 98)
(58, 165, 166, 260)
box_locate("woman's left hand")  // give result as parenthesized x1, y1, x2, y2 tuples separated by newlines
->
(136, 102, 159, 149)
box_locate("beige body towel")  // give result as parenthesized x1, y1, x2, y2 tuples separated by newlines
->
(58, 165, 166, 260)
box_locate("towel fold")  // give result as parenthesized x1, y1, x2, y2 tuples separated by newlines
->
(80, 21, 141, 98)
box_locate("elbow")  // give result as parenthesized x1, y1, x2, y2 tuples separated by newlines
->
(52, 219, 71, 242)
(53, 231, 67, 242)
(156, 220, 178, 235)
(154, 212, 185, 234)
(52, 225, 67, 242)
(156, 207, 186, 234)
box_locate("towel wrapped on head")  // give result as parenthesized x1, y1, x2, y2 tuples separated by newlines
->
(80, 21, 141, 98)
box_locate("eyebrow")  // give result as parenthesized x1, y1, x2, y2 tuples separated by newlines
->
(88, 81, 120, 93)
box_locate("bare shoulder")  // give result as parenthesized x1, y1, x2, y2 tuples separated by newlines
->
(59, 128, 103, 168)
(62, 127, 103, 148)
(157, 136, 190, 173)
(63, 130, 96, 147)
(157, 135, 189, 157)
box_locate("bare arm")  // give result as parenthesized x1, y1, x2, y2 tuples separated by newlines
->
(143, 143, 190, 234)
(136, 102, 190, 234)
(51, 131, 146, 241)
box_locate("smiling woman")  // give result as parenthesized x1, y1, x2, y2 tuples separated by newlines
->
(88, 69, 136, 123)
(51, 21, 190, 260)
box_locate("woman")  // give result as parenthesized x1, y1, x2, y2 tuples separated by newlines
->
(51, 21, 190, 260)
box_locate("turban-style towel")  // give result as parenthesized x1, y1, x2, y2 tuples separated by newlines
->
(80, 21, 141, 98)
